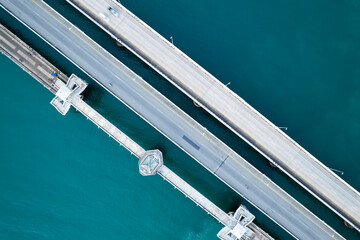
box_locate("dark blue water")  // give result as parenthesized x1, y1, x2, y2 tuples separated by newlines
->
(0, 0, 359, 239)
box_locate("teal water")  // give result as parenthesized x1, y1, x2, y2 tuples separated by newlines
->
(0, 0, 359, 239)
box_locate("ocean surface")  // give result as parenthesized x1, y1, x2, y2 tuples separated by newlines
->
(0, 0, 359, 239)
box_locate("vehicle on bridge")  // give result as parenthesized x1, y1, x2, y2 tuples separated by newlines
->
(99, 12, 110, 22)
(108, 7, 118, 17)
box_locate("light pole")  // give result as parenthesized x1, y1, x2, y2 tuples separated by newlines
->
(170, 36, 173, 44)
(278, 127, 288, 130)
(225, 82, 231, 87)
(329, 167, 344, 175)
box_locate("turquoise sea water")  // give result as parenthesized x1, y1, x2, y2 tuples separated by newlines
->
(0, 0, 359, 239)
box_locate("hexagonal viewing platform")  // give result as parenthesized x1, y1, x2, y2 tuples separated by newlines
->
(139, 150, 163, 176)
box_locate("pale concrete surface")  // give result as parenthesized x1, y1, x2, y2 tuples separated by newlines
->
(0, 1, 345, 239)
(65, 0, 360, 231)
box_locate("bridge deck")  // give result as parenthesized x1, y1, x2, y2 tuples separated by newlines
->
(71, 97, 145, 157)
(0, 22, 144, 158)
(158, 165, 235, 227)
(158, 165, 274, 240)
(0, 22, 271, 240)
(65, 0, 360, 230)
(0, 24, 66, 94)
(0, 1, 345, 239)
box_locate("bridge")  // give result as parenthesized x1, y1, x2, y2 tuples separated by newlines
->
(0, 0, 345, 239)
(0, 22, 272, 240)
(65, 0, 360, 231)
(139, 150, 273, 240)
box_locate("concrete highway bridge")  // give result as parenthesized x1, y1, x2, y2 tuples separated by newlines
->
(0, 0, 347, 239)
(64, 0, 360, 231)
(0, 23, 274, 240)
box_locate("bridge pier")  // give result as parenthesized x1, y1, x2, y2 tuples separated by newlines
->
(116, 41, 124, 47)
(269, 161, 278, 168)
(344, 220, 354, 229)
(193, 100, 201, 107)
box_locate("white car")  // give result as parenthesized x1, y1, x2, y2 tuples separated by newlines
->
(108, 7, 119, 17)
(99, 12, 110, 22)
